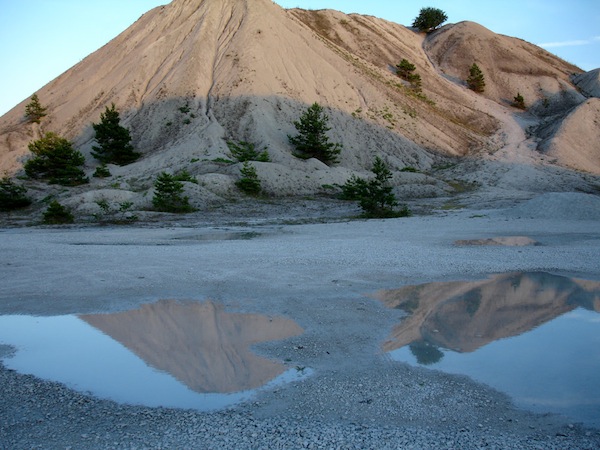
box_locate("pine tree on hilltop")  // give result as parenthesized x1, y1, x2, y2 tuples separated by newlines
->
(92, 104, 140, 166)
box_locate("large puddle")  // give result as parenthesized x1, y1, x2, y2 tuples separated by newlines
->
(376, 272, 600, 427)
(0, 300, 309, 410)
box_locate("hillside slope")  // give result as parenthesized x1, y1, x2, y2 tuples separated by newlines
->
(0, 0, 598, 221)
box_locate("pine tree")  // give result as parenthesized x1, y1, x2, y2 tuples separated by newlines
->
(396, 59, 416, 80)
(24, 94, 47, 124)
(236, 162, 262, 195)
(43, 200, 74, 224)
(0, 177, 32, 211)
(92, 104, 140, 166)
(412, 7, 448, 32)
(512, 92, 526, 109)
(24, 132, 88, 186)
(288, 103, 342, 165)
(152, 172, 193, 213)
(467, 63, 486, 93)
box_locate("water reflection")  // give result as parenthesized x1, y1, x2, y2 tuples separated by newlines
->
(375, 272, 600, 426)
(0, 300, 307, 410)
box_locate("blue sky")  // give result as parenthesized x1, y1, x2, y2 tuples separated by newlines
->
(1, 0, 598, 116)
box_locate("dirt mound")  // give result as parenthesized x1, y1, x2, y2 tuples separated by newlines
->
(504, 192, 600, 220)
(573, 68, 600, 98)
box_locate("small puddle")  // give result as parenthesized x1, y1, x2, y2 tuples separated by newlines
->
(375, 272, 600, 427)
(0, 300, 309, 410)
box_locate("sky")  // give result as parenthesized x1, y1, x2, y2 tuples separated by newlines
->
(0, 0, 598, 116)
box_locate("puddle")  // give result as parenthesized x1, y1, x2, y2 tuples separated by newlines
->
(172, 231, 263, 241)
(376, 272, 600, 427)
(0, 300, 309, 410)
(455, 236, 539, 246)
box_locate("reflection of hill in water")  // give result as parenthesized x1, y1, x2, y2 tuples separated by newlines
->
(80, 300, 303, 393)
(376, 272, 600, 353)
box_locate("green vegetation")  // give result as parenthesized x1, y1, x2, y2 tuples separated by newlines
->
(24, 94, 47, 124)
(173, 170, 198, 184)
(412, 7, 448, 33)
(236, 162, 262, 195)
(0, 177, 32, 211)
(396, 59, 422, 92)
(24, 132, 88, 186)
(94, 199, 138, 224)
(43, 200, 74, 224)
(512, 92, 526, 109)
(92, 104, 140, 166)
(227, 141, 270, 162)
(93, 164, 112, 178)
(467, 63, 486, 93)
(289, 102, 342, 165)
(152, 172, 193, 213)
(342, 156, 411, 218)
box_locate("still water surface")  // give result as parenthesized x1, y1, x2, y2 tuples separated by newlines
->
(0, 300, 309, 410)
(377, 272, 600, 426)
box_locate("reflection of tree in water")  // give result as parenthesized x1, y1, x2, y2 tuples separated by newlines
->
(463, 288, 482, 317)
(409, 340, 444, 365)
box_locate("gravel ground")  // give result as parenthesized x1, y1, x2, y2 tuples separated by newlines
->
(1, 196, 600, 449)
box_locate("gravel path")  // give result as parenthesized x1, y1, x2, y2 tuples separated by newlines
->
(1, 199, 600, 449)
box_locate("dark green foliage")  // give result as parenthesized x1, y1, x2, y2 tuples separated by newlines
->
(409, 340, 444, 365)
(412, 7, 448, 32)
(512, 92, 526, 109)
(396, 59, 416, 80)
(236, 162, 262, 195)
(396, 59, 422, 92)
(152, 172, 193, 213)
(94, 199, 138, 224)
(24, 132, 88, 186)
(289, 103, 342, 165)
(0, 177, 32, 211)
(342, 157, 410, 218)
(24, 94, 47, 124)
(173, 170, 198, 184)
(43, 200, 74, 224)
(467, 63, 486, 93)
(227, 141, 270, 162)
(93, 164, 112, 178)
(92, 104, 140, 166)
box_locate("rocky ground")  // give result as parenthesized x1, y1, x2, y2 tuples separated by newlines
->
(1, 194, 600, 449)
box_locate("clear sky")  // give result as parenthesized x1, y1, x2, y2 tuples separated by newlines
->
(1, 0, 598, 116)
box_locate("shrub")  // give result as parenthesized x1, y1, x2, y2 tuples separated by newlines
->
(94, 199, 138, 224)
(236, 162, 262, 195)
(173, 170, 198, 184)
(467, 63, 486, 93)
(152, 172, 193, 213)
(396, 59, 416, 80)
(93, 164, 112, 178)
(289, 103, 342, 165)
(0, 177, 32, 211)
(412, 7, 448, 32)
(512, 92, 526, 109)
(24, 94, 47, 124)
(92, 104, 140, 166)
(342, 157, 410, 218)
(24, 132, 88, 186)
(227, 141, 270, 162)
(43, 200, 74, 224)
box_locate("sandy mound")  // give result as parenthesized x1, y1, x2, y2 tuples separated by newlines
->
(573, 68, 600, 98)
(503, 192, 600, 220)
(538, 98, 600, 174)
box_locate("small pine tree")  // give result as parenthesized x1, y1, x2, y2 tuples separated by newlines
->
(0, 177, 32, 211)
(24, 94, 47, 124)
(412, 7, 448, 32)
(93, 164, 112, 178)
(227, 141, 270, 162)
(289, 103, 342, 165)
(92, 104, 140, 166)
(236, 162, 262, 195)
(342, 156, 409, 218)
(24, 132, 88, 186)
(396, 59, 417, 80)
(43, 200, 74, 224)
(152, 172, 193, 213)
(512, 92, 526, 109)
(467, 63, 486, 93)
